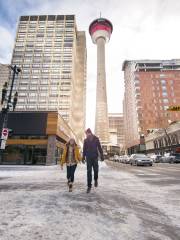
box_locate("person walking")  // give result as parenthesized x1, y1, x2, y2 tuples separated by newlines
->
(60, 138, 82, 192)
(83, 128, 104, 193)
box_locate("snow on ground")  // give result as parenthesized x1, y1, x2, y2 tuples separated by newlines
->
(0, 162, 180, 240)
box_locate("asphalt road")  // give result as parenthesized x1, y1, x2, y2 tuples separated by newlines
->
(107, 161, 180, 186)
(0, 163, 180, 240)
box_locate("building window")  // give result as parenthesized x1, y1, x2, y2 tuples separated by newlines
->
(163, 99, 169, 103)
(161, 80, 166, 85)
(162, 92, 167, 97)
(160, 74, 165, 78)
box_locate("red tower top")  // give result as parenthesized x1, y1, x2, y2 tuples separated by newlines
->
(89, 18, 113, 44)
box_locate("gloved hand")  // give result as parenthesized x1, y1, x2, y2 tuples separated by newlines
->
(100, 156, 104, 162)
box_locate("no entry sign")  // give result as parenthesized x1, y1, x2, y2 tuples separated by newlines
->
(1, 128, 9, 140)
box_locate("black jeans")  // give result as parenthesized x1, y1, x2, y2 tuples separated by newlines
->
(87, 158, 99, 187)
(67, 164, 77, 183)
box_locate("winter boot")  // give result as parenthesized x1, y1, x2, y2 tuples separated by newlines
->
(67, 179, 71, 186)
(94, 180, 98, 187)
(69, 183, 73, 192)
(86, 187, 91, 193)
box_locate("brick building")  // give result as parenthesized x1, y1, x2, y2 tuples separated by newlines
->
(123, 59, 180, 153)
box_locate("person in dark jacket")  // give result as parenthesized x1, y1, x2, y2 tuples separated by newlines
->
(83, 128, 104, 193)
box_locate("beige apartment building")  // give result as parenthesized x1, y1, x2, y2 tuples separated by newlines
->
(108, 113, 125, 149)
(0, 63, 10, 93)
(0, 64, 10, 111)
(123, 59, 180, 153)
(11, 15, 86, 141)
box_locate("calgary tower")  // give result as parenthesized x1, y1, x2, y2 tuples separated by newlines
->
(89, 17, 113, 144)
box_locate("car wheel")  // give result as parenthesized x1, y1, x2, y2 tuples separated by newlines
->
(169, 159, 173, 164)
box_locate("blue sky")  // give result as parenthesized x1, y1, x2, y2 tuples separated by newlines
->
(1, 0, 180, 130)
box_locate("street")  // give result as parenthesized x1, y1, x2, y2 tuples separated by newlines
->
(0, 162, 180, 240)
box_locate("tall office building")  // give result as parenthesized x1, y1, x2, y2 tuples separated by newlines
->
(0, 64, 10, 91)
(108, 113, 125, 148)
(89, 18, 113, 144)
(0, 64, 10, 110)
(11, 15, 86, 141)
(123, 59, 180, 152)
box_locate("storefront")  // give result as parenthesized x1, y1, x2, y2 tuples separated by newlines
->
(0, 111, 79, 165)
(145, 121, 180, 155)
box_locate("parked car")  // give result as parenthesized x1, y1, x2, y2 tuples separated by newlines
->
(161, 153, 175, 163)
(169, 153, 180, 164)
(121, 155, 130, 164)
(113, 155, 119, 162)
(118, 156, 123, 163)
(129, 154, 153, 166)
(150, 154, 162, 163)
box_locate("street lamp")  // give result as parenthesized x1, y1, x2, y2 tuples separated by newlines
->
(0, 65, 21, 149)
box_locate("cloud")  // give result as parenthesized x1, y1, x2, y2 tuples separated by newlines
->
(1, 0, 180, 130)
(0, 26, 14, 63)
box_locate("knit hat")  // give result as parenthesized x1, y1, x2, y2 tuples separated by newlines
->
(85, 128, 92, 134)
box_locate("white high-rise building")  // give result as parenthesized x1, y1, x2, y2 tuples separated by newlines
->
(0, 64, 10, 92)
(89, 18, 113, 144)
(11, 15, 87, 141)
(0, 64, 10, 110)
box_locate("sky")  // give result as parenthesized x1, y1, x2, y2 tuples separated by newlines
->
(0, 0, 180, 130)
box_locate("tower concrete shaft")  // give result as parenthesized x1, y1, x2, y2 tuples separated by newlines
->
(95, 37, 109, 143)
(89, 17, 113, 143)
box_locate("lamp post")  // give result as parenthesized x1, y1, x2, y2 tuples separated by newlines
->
(0, 65, 21, 149)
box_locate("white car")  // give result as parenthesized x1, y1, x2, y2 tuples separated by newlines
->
(130, 154, 153, 166)
(161, 153, 175, 163)
(121, 155, 130, 164)
(113, 155, 119, 162)
(150, 154, 162, 163)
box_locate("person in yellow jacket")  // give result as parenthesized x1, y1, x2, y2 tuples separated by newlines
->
(60, 138, 82, 192)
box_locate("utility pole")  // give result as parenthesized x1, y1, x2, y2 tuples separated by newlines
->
(0, 65, 21, 150)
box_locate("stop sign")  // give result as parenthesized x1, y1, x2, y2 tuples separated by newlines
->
(1, 128, 9, 140)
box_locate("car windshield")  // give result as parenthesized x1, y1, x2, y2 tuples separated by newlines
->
(134, 154, 147, 158)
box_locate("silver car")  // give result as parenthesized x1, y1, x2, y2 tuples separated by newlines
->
(130, 154, 153, 166)
(161, 153, 175, 163)
(121, 155, 130, 164)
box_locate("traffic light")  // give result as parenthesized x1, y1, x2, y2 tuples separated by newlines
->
(1, 107, 8, 114)
(1, 82, 7, 105)
(13, 92, 18, 111)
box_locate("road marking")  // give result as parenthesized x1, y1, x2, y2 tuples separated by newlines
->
(149, 167, 180, 172)
(137, 173, 160, 176)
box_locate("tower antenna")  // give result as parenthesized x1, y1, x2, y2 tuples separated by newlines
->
(100, 12, 102, 18)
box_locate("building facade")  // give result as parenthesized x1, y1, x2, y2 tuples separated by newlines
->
(0, 111, 79, 165)
(0, 64, 10, 90)
(145, 121, 180, 155)
(108, 113, 125, 150)
(11, 15, 86, 141)
(0, 64, 10, 109)
(123, 59, 180, 153)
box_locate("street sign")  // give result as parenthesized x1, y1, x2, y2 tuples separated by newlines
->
(1, 128, 9, 140)
(167, 106, 180, 111)
(0, 139, 6, 150)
